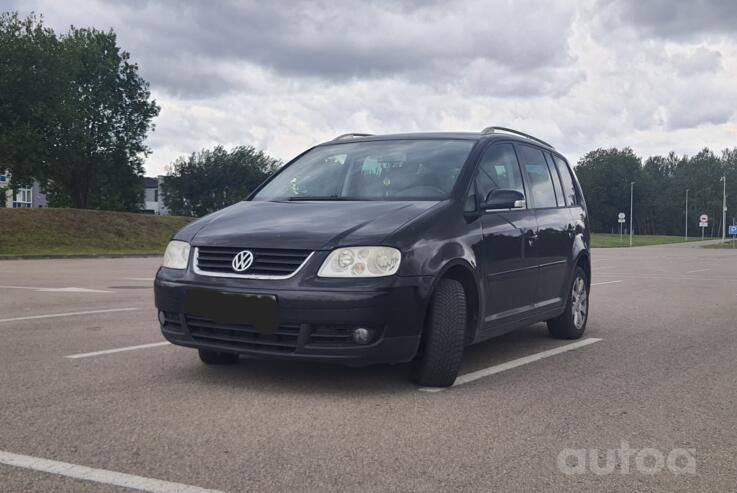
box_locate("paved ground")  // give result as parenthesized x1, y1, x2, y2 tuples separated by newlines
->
(1, 243, 736, 492)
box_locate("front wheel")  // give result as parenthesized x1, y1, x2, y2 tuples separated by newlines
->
(410, 278, 467, 387)
(547, 266, 589, 339)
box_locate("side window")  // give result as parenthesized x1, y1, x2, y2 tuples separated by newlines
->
(544, 152, 565, 207)
(473, 143, 525, 207)
(553, 155, 578, 206)
(517, 145, 557, 208)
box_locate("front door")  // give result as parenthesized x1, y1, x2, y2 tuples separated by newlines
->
(473, 143, 539, 326)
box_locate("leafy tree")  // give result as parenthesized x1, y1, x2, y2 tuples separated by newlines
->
(576, 147, 737, 236)
(0, 12, 159, 210)
(575, 148, 642, 233)
(162, 146, 280, 217)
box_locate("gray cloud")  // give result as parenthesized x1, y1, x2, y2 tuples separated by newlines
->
(13, 0, 577, 97)
(597, 0, 737, 40)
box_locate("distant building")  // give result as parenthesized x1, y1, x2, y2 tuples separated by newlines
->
(0, 172, 48, 208)
(143, 176, 169, 215)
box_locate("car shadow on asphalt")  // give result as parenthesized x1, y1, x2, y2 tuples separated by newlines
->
(162, 322, 568, 395)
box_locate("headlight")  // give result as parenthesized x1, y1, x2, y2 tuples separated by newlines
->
(162, 240, 191, 269)
(318, 246, 401, 278)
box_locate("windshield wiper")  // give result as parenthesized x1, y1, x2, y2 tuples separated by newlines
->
(286, 195, 362, 201)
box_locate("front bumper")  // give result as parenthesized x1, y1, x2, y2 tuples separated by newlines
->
(154, 268, 433, 366)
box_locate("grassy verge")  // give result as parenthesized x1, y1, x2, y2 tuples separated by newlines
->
(591, 233, 710, 248)
(0, 208, 193, 257)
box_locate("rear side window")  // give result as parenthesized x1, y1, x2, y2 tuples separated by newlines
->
(553, 155, 578, 206)
(470, 143, 525, 208)
(517, 145, 557, 208)
(544, 152, 565, 207)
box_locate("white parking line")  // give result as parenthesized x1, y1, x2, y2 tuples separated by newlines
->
(0, 450, 225, 493)
(123, 277, 155, 281)
(591, 280, 624, 286)
(65, 341, 171, 359)
(419, 338, 603, 392)
(0, 307, 141, 324)
(686, 268, 710, 274)
(0, 285, 113, 293)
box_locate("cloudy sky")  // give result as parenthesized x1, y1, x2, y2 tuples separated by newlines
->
(6, 0, 737, 175)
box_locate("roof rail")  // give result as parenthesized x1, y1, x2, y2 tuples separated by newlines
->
(480, 126, 554, 149)
(332, 133, 374, 141)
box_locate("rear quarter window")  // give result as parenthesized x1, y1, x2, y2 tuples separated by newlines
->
(553, 155, 578, 206)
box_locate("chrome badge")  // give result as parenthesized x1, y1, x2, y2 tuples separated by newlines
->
(232, 250, 254, 272)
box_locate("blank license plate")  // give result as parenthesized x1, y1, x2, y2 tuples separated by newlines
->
(186, 288, 279, 334)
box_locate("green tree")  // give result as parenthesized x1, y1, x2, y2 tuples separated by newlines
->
(0, 12, 159, 210)
(575, 148, 642, 233)
(162, 145, 280, 217)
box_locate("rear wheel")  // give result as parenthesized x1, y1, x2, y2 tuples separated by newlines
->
(198, 349, 239, 365)
(547, 266, 588, 339)
(410, 278, 467, 387)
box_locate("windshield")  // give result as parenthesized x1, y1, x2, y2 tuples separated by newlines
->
(252, 139, 475, 201)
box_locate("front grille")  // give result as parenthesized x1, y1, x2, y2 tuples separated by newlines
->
(186, 315, 300, 353)
(195, 246, 312, 278)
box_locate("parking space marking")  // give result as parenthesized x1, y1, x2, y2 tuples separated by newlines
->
(419, 338, 603, 392)
(65, 341, 170, 359)
(0, 307, 141, 324)
(686, 268, 710, 274)
(593, 274, 737, 282)
(591, 280, 623, 286)
(0, 285, 113, 293)
(123, 277, 155, 281)
(0, 450, 225, 493)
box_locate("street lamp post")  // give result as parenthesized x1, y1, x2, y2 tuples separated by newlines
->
(685, 188, 689, 242)
(629, 181, 635, 247)
(722, 176, 727, 241)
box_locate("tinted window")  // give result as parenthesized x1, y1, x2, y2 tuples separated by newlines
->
(517, 145, 557, 208)
(473, 143, 524, 206)
(253, 140, 474, 201)
(544, 152, 565, 207)
(553, 155, 578, 206)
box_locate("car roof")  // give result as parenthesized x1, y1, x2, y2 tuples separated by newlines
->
(317, 131, 556, 151)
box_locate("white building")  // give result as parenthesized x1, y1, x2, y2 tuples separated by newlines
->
(0, 173, 48, 208)
(143, 176, 169, 215)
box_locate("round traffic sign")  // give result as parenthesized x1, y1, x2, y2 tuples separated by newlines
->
(618, 212, 625, 219)
(699, 214, 708, 223)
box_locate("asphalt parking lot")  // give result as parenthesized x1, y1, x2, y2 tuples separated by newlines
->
(1, 242, 736, 492)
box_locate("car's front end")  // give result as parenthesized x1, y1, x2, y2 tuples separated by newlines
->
(154, 241, 434, 365)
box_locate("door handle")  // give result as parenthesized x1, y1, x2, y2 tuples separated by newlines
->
(525, 231, 538, 246)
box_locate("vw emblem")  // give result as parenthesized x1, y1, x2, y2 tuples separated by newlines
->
(231, 250, 254, 272)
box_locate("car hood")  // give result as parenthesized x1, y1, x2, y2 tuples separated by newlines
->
(187, 200, 442, 250)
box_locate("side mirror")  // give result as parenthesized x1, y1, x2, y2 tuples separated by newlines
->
(482, 189, 526, 210)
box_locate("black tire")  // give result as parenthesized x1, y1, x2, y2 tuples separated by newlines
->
(411, 278, 467, 387)
(547, 266, 589, 339)
(198, 349, 239, 365)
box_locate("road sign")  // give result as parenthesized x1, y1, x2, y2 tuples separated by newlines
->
(618, 212, 625, 219)
(729, 225, 737, 236)
(699, 214, 709, 228)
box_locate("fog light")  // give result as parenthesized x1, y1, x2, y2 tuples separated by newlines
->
(352, 327, 373, 345)
(158, 310, 166, 326)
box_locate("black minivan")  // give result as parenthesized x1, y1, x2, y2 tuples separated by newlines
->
(154, 127, 590, 387)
